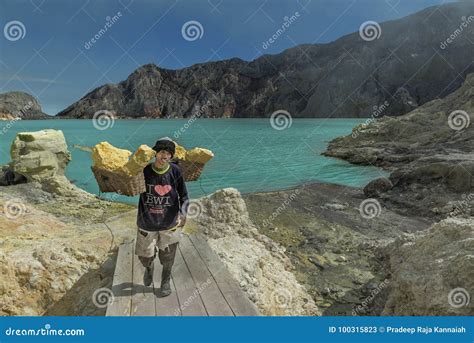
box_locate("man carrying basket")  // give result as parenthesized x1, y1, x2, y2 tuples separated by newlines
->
(135, 137, 189, 297)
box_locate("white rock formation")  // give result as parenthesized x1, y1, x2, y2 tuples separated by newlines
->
(10, 129, 71, 182)
(190, 188, 320, 316)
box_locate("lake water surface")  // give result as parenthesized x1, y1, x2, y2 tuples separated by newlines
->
(0, 119, 388, 204)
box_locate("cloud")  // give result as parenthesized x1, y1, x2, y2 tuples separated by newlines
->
(0, 75, 66, 84)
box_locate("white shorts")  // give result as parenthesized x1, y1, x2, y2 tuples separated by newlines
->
(134, 225, 183, 257)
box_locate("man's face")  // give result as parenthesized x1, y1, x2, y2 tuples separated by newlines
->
(155, 150, 172, 165)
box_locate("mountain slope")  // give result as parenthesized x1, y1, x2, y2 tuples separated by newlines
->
(57, 2, 474, 119)
(0, 92, 48, 120)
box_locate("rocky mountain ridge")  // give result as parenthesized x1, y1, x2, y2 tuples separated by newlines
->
(57, 2, 474, 119)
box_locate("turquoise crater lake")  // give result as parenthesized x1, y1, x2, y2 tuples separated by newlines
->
(0, 119, 388, 204)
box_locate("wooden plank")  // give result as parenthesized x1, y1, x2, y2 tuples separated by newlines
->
(172, 244, 208, 316)
(153, 258, 181, 316)
(106, 241, 133, 316)
(131, 244, 156, 316)
(189, 234, 260, 316)
(179, 235, 234, 316)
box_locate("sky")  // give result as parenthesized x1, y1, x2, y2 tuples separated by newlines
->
(0, 0, 456, 115)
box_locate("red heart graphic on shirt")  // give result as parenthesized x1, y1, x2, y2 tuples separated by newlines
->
(154, 185, 172, 196)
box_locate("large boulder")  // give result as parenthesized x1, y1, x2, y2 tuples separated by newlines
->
(190, 188, 320, 316)
(382, 217, 474, 315)
(10, 129, 71, 182)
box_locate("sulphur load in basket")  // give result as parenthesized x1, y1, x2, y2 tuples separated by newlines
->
(172, 147, 214, 181)
(90, 141, 215, 195)
(91, 142, 155, 196)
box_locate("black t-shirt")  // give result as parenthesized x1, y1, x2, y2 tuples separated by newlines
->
(136, 162, 189, 231)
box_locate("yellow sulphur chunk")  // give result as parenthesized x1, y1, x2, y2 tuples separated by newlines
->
(173, 142, 187, 160)
(92, 142, 131, 171)
(185, 147, 214, 164)
(120, 144, 156, 176)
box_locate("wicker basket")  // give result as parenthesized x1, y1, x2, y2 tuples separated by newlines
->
(91, 159, 206, 195)
(91, 166, 145, 196)
(174, 159, 205, 181)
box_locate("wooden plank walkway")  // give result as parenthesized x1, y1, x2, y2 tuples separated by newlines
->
(106, 233, 259, 316)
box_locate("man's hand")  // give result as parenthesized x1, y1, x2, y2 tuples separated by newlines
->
(177, 214, 186, 227)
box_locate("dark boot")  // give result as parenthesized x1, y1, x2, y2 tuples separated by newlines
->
(142, 259, 154, 287)
(158, 243, 178, 297)
(159, 265, 172, 297)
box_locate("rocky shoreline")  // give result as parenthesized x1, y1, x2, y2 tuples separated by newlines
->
(324, 72, 474, 220)
(244, 182, 472, 315)
(315, 71, 474, 315)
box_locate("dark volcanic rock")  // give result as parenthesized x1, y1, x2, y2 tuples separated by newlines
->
(0, 91, 48, 119)
(324, 72, 474, 169)
(57, 2, 474, 119)
(0, 165, 27, 186)
(324, 70, 474, 218)
(363, 178, 393, 197)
